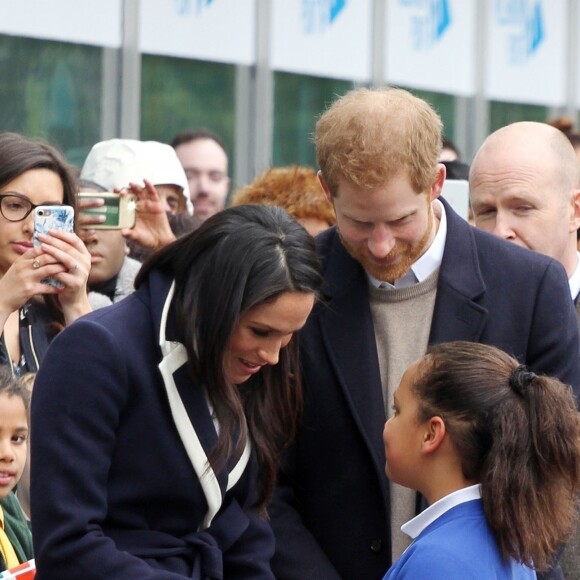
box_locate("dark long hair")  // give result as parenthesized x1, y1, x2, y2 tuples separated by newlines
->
(0, 132, 79, 328)
(412, 341, 580, 571)
(0, 132, 78, 214)
(137, 204, 321, 509)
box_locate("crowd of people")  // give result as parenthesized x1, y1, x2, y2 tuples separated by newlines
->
(0, 88, 579, 579)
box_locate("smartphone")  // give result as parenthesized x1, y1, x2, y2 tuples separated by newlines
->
(78, 192, 136, 229)
(33, 205, 75, 289)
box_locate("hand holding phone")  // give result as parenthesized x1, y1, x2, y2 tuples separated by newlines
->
(33, 205, 75, 289)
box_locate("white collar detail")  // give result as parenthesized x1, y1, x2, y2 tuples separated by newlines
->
(401, 484, 482, 540)
(157, 281, 250, 529)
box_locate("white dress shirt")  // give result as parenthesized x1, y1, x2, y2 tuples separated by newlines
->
(568, 251, 580, 301)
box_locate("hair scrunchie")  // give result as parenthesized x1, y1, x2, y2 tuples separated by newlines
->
(509, 364, 537, 397)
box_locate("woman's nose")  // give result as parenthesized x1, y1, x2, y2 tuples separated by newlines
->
(258, 342, 281, 366)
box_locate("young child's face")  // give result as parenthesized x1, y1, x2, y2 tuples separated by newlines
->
(0, 394, 28, 499)
(383, 360, 426, 490)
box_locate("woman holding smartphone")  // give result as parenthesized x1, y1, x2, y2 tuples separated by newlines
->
(0, 132, 91, 376)
(30, 204, 321, 579)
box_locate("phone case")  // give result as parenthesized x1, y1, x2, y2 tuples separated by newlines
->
(33, 205, 75, 289)
(78, 192, 136, 229)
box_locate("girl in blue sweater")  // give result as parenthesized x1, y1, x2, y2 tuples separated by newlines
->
(383, 341, 580, 579)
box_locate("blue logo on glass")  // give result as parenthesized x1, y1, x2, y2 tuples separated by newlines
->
(398, 0, 452, 50)
(174, 0, 215, 16)
(302, 0, 347, 34)
(495, 0, 544, 64)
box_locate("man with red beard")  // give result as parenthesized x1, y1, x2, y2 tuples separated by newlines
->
(269, 87, 580, 580)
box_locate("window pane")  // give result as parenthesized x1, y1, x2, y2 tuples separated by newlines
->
(140, 55, 235, 164)
(273, 72, 353, 168)
(0, 34, 102, 168)
(489, 101, 548, 133)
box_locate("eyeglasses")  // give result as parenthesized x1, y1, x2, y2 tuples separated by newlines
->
(0, 193, 60, 222)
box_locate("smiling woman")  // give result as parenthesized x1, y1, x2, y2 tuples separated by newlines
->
(0, 132, 92, 377)
(226, 291, 315, 384)
(30, 204, 322, 579)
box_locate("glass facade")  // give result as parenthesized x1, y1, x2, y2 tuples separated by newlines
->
(140, 54, 236, 163)
(489, 101, 549, 134)
(273, 72, 352, 168)
(0, 31, 569, 180)
(0, 34, 102, 169)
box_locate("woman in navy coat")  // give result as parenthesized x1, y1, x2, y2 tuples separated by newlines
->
(29, 205, 321, 579)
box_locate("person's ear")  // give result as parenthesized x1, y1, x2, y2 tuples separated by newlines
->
(569, 189, 580, 234)
(421, 416, 446, 455)
(430, 164, 446, 201)
(317, 171, 333, 204)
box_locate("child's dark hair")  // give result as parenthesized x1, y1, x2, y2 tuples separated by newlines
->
(0, 367, 31, 414)
(413, 341, 580, 571)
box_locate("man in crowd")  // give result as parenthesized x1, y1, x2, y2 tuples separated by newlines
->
(80, 138, 197, 262)
(77, 179, 142, 310)
(470, 120, 580, 579)
(171, 127, 230, 222)
(269, 88, 580, 580)
(470, 121, 580, 312)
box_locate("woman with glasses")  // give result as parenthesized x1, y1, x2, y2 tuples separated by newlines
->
(0, 132, 91, 376)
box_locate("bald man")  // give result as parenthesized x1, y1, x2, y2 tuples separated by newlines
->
(470, 121, 580, 580)
(470, 121, 580, 301)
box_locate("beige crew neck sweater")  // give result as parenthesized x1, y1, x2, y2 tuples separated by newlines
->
(369, 269, 439, 562)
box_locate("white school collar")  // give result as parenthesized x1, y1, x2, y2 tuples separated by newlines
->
(401, 484, 482, 540)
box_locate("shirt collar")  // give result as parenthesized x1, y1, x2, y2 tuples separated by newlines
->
(569, 252, 580, 300)
(401, 484, 481, 540)
(368, 199, 447, 289)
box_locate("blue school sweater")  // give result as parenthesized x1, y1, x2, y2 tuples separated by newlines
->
(384, 499, 536, 579)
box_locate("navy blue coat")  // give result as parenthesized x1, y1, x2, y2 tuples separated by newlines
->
(30, 271, 275, 579)
(270, 200, 580, 580)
